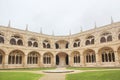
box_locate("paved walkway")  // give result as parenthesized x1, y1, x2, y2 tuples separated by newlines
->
(39, 68, 83, 80)
(39, 68, 66, 80)
(40, 73, 65, 80)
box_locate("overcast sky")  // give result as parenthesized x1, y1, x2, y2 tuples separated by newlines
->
(0, 0, 120, 35)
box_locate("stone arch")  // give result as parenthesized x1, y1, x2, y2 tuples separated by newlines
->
(85, 35, 94, 45)
(0, 33, 4, 44)
(98, 47, 115, 63)
(10, 34, 24, 46)
(56, 52, 69, 66)
(33, 42, 38, 47)
(100, 37, 106, 43)
(8, 50, 25, 64)
(55, 40, 69, 49)
(100, 31, 112, 43)
(85, 40, 90, 45)
(73, 39, 80, 47)
(43, 52, 54, 65)
(83, 49, 96, 63)
(43, 39, 51, 49)
(17, 39, 23, 46)
(107, 35, 112, 42)
(27, 51, 40, 64)
(10, 38, 16, 45)
(28, 38, 38, 47)
(118, 34, 120, 40)
(71, 51, 80, 65)
(0, 49, 5, 64)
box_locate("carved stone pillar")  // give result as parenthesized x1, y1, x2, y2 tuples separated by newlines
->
(114, 51, 119, 66)
(80, 50, 84, 67)
(4, 54, 8, 68)
(24, 54, 27, 68)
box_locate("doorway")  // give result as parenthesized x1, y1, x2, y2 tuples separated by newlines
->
(56, 52, 69, 67)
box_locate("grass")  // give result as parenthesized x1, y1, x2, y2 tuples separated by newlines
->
(66, 70, 120, 80)
(0, 67, 55, 71)
(0, 72, 43, 80)
(67, 67, 120, 70)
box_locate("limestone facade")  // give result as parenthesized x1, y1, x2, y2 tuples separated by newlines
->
(0, 22, 120, 68)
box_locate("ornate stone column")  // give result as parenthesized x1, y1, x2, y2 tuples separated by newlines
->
(52, 53, 56, 67)
(80, 50, 84, 67)
(4, 54, 8, 68)
(24, 54, 27, 68)
(114, 51, 119, 66)
(95, 49, 100, 67)
(40, 54, 43, 67)
(68, 54, 72, 66)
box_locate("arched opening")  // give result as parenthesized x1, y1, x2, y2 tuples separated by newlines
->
(0, 33, 4, 44)
(56, 52, 69, 66)
(98, 47, 115, 63)
(0, 50, 5, 64)
(47, 43, 51, 48)
(10, 38, 16, 45)
(118, 34, 120, 40)
(84, 49, 96, 63)
(8, 50, 24, 64)
(55, 40, 69, 49)
(55, 43, 59, 49)
(71, 51, 80, 66)
(33, 42, 38, 47)
(0, 36, 4, 43)
(78, 42, 80, 47)
(91, 39, 94, 44)
(28, 38, 38, 47)
(100, 37, 106, 43)
(86, 35, 94, 45)
(73, 43, 77, 47)
(107, 35, 112, 42)
(56, 55, 59, 65)
(43, 43, 46, 48)
(43, 52, 53, 65)
(43, 40, 51, 49)
(27, 51, 40, 64)
(10, 35, 23, 46)
(17, 39, 23, 46)
(85, 40, 90, 45)
(66, 43, 69, 48)
(73, 39, 80, 47)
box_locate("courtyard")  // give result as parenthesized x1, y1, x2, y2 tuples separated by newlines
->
(0, 67, 120, 80)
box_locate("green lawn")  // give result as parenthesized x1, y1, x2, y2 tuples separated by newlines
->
(0, 72, 43, 80)
(0, 67, 55, 71)
(67, 67, 120, 70)
(66, 70, 120, 80)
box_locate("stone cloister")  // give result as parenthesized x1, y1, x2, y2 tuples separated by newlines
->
(0, 22, 120, 68)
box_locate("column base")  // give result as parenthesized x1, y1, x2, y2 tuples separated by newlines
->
(3, 64, 8, 69)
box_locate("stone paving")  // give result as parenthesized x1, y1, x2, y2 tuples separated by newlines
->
(39, 67, 83, 80)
